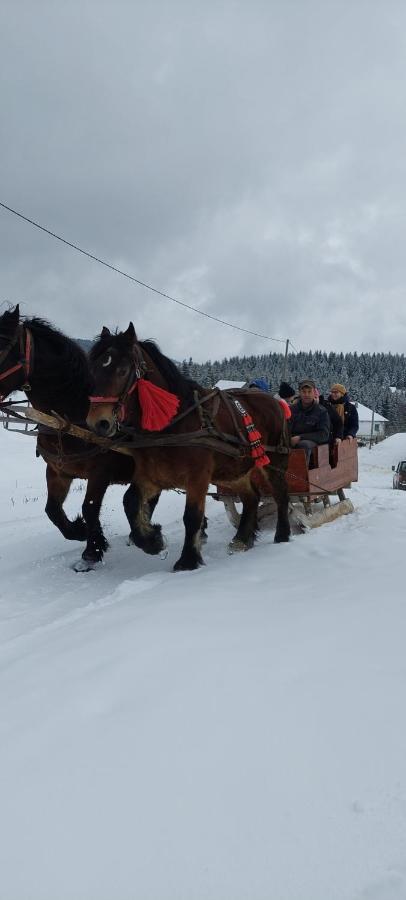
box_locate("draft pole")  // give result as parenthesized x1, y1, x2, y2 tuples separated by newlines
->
(282, 338, 290, 382)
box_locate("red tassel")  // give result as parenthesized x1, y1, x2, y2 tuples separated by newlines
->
(136, 379, 180, 431)
(248, 428, 262, 443)
(255, 453, 270, 467)
(233, 398, 270, 468)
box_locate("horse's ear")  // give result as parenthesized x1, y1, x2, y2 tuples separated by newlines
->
(3, 303, 19, 332)
(125, 322, 136, 341)
(9, 303, 19, 325)
(101, 326, 111, 337)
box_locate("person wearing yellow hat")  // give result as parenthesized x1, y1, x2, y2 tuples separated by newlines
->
(328, 383, 359, 440)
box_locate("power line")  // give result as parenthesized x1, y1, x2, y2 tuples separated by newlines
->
(0, 200, 289, 345)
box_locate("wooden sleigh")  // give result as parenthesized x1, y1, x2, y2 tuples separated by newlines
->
(213, 439, 358, 531)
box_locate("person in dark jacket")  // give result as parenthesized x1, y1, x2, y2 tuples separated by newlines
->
(290, 379, 330, 462)
(328, 383, 359, 440)
(318, 392, 344, 444)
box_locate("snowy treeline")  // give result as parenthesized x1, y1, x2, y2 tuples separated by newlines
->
(79, 338, 406, 427)
(180, 350, 406, 427)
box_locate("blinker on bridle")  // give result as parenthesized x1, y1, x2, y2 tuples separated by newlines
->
(0, 325, 33, 396)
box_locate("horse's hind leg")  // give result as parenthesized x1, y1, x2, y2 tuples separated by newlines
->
(45, 465, 87, 541)
(228, 486, 259, 552)
(265, 458, 290, 543)
(123, 483, 164, 555)
(174, 481, 208, 572)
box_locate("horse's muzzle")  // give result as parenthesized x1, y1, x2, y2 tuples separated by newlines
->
(95, 418, 116, 437)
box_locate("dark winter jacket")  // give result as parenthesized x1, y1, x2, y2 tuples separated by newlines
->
(319, 397, 344, 443)
(290, 400, 330, 444)
(328, 394, 359, 438)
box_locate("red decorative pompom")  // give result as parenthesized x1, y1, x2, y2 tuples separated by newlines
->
(136, 379, 180, 431)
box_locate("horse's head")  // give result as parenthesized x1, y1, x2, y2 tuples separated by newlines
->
(87, 322, 145, 436)
(0, 304, 27, 400)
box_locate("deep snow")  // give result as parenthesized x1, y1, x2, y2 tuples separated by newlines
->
(1, 426, 406, 900)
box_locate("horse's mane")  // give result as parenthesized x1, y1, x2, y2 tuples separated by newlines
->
(140, 339, 202, 405)
(24, 317, 93, 399)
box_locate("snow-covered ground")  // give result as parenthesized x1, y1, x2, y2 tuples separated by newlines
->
(1, 425, 406, 900)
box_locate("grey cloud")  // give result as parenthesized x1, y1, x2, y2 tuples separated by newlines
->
(1, 1, 406, 361)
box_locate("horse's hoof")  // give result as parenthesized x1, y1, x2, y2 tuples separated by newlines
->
(228, 539, 249, 554)
(173, 554, 204, 572)
(274, 534, 290, 543)
(128, 525, 165, 556)
(72, 558, 102, 573)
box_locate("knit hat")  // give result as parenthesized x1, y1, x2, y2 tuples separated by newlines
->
(279, 381, 295, 399)
(330, 383, 346, 396)
(249, 377, 269, 392)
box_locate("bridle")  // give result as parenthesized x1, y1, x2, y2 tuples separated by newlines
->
(0, 325, 33, 399)
(89, 347, 147, 424)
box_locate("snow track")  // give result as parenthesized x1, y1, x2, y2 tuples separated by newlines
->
(1, 428, 406, 900)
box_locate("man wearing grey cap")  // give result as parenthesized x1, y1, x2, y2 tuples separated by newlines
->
(290, 379, 330, 462)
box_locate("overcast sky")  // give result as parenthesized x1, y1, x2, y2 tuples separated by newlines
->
(1, 1, 406, 362)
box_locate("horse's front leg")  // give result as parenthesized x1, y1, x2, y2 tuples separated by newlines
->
(74, 474, 111, 571)
(45, 464, 87, 542)
(174, 478, 209, 572)
(123, 483, 164, 555)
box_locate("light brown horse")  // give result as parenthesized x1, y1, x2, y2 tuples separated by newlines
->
(86, 323, 291, 571)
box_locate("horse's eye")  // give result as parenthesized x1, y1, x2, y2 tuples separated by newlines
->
(102, 354, 112, 368)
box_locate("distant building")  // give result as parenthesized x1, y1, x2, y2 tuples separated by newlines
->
(355, 402, 388, 439)
(215, 380, 247, 391)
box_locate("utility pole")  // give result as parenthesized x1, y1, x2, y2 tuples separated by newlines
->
(369, 406, 375, 450)
(282, 338, 290, 382)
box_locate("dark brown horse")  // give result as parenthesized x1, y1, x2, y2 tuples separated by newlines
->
(0, 305, 160, 570)
(86, 323, 291, 571)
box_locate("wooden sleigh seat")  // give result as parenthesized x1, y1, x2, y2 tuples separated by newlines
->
(246, 438, 358, 499)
